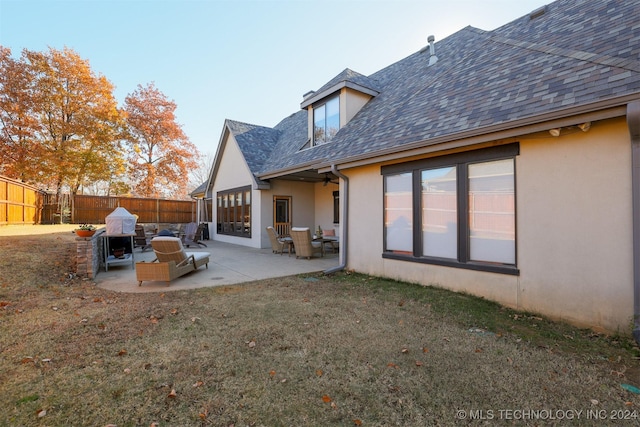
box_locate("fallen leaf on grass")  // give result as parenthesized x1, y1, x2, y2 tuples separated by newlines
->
(37, 409, 46, 418)
(415, 361, 423, 367)
(168, 389, 177, 398)
(387, 363, 398, 369)
(117, 349, 127, 356)
(401, 348, 409, 354)
(353, 420, 362, 426)
(269, 370, 276, 377)
(422, 347, 429, 353)
(247, 340, 256, 348)
(322, 395, 332, 403)
(590, 399, 599, 405)
(170, 308, 178, 315)
(475, 348, 483, 353)
(316, 369, 323, 377)
(21, 356, 34, 364)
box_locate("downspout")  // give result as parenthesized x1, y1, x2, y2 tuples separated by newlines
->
(324, 164, 348, 274)
(628, 100, 640, 344)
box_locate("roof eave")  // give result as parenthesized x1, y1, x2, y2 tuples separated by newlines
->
(257, 160, 326, 181)
(315, 94, 640, 172)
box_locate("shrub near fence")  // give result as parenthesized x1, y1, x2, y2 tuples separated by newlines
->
(73, 195, 196, 224)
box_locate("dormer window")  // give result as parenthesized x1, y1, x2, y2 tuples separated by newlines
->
(313, 96, 339, 145)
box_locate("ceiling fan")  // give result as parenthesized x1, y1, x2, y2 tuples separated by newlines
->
(323, 173, 339, 186)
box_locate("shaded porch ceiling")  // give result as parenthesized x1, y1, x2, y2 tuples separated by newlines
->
(270, 170, 339, 185)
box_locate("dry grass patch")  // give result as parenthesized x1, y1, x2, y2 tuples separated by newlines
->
(1, 230, 640, 426)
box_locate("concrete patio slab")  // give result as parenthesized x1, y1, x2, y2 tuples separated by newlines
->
(95, 239, 340, 293)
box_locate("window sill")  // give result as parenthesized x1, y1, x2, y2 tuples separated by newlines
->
(382, 252, 520, 276)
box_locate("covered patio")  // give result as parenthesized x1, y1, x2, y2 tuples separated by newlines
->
(96, 239, 339, 293)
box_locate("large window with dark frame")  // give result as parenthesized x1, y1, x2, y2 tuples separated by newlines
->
(382, 144, 518, 275)
(216, 186, 251, 238)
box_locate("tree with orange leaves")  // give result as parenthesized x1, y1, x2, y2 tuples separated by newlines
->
(0, 47, 126, 197)
(0, 47, 40, 182)
(123, 82, 199, 199)
(25, 47, 126, 197)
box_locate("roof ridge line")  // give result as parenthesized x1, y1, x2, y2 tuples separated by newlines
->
(226, 119, 274, 129)
(488, 33, 640, 73)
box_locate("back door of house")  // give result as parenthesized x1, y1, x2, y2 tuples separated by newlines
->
(274, 196, 291, 237)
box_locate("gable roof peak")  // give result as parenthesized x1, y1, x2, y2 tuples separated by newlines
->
(300, 68, 381, 109)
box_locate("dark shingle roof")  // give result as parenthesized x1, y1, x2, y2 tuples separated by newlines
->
(226, 120, 281, 174)
(231, 0, 640, 178)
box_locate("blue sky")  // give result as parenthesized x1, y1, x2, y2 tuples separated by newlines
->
(1, 0, 548, 157)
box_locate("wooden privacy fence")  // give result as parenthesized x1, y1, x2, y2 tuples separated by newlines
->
(0, 176, 43, 225)
(73, 195, 196, 224)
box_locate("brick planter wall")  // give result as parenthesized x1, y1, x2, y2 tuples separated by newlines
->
(75, 229, 105, 279)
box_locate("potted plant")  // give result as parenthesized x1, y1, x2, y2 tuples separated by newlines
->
(75, 224, 97, 238)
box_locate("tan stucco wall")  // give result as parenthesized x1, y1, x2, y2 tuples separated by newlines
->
(211, 134, 262, 248)
(516, 118, 633, 331)
(256, 180, 317, 248)
(345, 118, 633, 333)
(343, 88, 372, 124)
(314, 181, 339, 234)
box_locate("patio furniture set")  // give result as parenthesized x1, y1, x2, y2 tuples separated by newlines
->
(106, 220, 332, 288)
(267, 226, 339, 259)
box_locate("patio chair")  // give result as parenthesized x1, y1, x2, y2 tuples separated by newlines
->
(134, 225, 153, 252)
(290, 227, 323, 259)
(322, 228, 339, 253)
(135, 236, 209, 286)
(266, 226, 286, 255)
(182, 222, 207, 248)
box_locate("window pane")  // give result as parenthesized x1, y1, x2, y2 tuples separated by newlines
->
(244, 190, 251, 234)
(385, 173, 413, 253)
(422, 167, 457, 258)
(217, 187, 251, 237)
(325, 97, 339, 141)
(468, 159, 515, 264)
(314, 104, 326, 143)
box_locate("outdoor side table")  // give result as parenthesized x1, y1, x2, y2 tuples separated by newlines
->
(103, 233, 135, 271)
